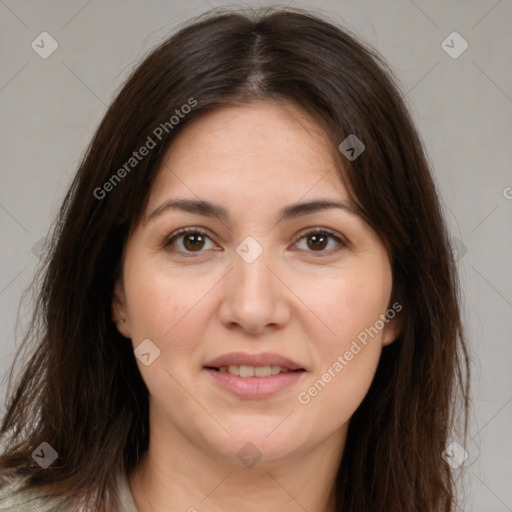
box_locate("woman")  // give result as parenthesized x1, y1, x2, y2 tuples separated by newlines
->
(0, 6, 470, 511)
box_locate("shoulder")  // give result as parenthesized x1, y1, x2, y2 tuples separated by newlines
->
(0, 471, 73, 512)
(0, 470, 138, 512)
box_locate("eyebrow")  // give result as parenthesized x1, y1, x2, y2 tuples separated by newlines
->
(145, 197, 359, 225)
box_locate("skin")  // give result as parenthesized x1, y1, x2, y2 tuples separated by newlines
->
(112, 100, 400, 512)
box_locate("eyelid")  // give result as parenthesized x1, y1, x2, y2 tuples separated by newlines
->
(295, 226, 346, 243)
(293, 227, 347, 256)
(163, 226, 347, 256)
(163, 227, 219, 254)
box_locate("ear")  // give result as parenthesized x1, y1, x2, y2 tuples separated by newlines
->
(381, 304, 403, 347)
(111, 279, 131, 338)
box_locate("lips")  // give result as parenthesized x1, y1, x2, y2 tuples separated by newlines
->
(203, 352, 306, 399)
(204, 351, 305, 371)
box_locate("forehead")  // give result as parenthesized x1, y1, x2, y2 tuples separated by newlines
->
(148, 101, 348, 208)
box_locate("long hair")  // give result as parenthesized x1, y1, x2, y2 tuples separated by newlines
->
(0, 6, 470, 511)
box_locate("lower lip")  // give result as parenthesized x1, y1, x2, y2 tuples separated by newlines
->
(204, 368, 305, 399)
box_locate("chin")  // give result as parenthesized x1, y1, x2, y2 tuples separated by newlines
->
(208, 425, 306, 464)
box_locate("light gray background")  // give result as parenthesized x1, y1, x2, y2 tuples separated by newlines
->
(0, 1, 511, 510)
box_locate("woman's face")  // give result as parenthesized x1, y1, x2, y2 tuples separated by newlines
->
(113, 101, 399, 466)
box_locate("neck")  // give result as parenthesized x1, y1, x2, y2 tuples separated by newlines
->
(129, 412, 346, 512)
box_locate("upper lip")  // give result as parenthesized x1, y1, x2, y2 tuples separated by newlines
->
(204, 352, 305, 371)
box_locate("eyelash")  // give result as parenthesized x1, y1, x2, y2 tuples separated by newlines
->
(163, 227, 347, 258)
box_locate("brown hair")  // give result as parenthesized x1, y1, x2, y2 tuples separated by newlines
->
(0, 6, 470, 511)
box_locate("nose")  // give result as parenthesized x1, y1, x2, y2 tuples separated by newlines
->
(217, 249, 291, 335)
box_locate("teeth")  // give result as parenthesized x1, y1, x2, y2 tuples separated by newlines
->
(254, 366, 271, 377)
(240, 365, 255, 377)
(217, 365, 292, 377)
(228, 365, 239, 376)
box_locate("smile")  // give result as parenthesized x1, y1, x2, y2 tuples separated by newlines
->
(203, 351, 307, 399)
(212, 365, 299, 377)
(204, 366, 306, 399)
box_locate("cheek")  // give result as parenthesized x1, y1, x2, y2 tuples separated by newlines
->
(124, 259, 215, 341)
(123, 268, 211, 405)
(123, 260, 226, 399)
(300, 265, 392, 350)
(294, 267, 390, 420)
(296, 311, 384, 431)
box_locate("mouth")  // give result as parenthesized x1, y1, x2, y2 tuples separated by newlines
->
(205, 365, 305, 377)
(203, 352, 307, 399)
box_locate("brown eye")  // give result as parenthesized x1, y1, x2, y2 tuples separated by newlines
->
(295, 229, 346, 255)
(182, 232, 206, 251)
(306, 233, 329, 251)
(164, 228, 217, 254)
